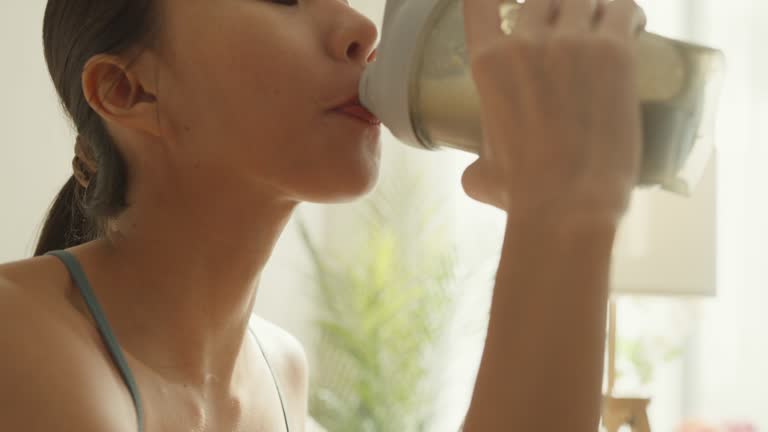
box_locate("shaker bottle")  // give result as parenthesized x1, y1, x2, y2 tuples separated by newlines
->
(360, 0, 726, 196)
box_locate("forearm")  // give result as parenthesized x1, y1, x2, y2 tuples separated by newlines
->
(463, 214, 618, 432)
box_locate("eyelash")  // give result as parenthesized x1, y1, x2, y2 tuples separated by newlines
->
(271, 0, 298, 5)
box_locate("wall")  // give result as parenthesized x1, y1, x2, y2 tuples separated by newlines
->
(683, 1, 768, 428)
(0, 1, 75, 262)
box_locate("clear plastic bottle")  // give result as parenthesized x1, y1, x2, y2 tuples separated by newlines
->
(360, 0, 726, 196)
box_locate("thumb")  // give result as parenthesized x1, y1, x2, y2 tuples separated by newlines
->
(461, 158, 506, 210)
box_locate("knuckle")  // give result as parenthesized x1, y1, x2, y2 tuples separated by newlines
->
(550, 33, 620, 59)
(608, 0, 638, 11)
(605, 0, 645, 22)
(469, 41, 503, 70)
(504, 34, 544, 57)
(469, 35, 539, 69)
(593, 34, 632, 62)
(550, 33, 591, 51)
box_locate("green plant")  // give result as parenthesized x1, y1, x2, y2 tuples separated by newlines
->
(298, 173, 460, 432)
(616, 335, 684, 385)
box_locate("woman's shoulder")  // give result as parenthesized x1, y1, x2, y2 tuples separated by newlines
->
(248, 314, 309, 431)
(0, 265, 138, 432)
(0, 254, 76, 306)
(249, 315, 309, 392)
(0, 254, 132, 380)
(0, 256, 91, 342)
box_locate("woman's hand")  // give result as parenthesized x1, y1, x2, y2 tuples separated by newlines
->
(460, 0, 646, 223)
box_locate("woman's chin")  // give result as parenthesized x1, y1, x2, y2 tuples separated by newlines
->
(300, 168, 381, 204)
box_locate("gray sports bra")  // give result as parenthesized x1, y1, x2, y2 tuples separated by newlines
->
(46, 250, 290, 432)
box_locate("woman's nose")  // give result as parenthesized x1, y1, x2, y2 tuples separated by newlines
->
(328, 8, 379, 66)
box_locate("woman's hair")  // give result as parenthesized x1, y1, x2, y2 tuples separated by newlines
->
(34, 0, 158, 256)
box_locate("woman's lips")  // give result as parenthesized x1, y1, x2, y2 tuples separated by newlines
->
(334, 104, 382, 126)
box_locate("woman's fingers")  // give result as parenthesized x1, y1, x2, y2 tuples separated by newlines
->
(598, 0, 646, 38)
(593, 0, 609, 26)
(557, 0, 599, 32)
(516, 0, 557, 35)
(463, 0, 640, 51)
(463, 0, 505, 51)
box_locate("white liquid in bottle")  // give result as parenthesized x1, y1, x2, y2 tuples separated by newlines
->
(417, 71, 483, 153)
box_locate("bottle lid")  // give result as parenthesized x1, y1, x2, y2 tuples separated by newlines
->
(359, 0, 443, 149)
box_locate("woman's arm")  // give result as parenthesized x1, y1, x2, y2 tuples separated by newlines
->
(457, 0, 644, 427)
(462, 213, 617, 432)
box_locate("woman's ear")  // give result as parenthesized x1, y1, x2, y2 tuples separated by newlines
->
(81, 53, 160, 137)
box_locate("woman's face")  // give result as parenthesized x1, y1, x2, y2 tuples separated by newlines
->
(146, 0, 381, 204)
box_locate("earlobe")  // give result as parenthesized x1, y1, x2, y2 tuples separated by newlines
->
(81, 54, 161, 137)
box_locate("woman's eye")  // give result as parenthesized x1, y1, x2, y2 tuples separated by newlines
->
(271, 0, 298, 5)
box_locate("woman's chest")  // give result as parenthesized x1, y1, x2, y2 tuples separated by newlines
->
(136, 370, 291, 432)
(95, 332, 294, 432)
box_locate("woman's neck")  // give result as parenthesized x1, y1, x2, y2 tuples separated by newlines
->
(74, 189, 298, 392)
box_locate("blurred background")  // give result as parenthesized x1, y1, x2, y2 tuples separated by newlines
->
(1, 0, 766, 431)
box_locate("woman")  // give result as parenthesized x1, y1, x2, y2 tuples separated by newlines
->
(0, 0, 645, 430)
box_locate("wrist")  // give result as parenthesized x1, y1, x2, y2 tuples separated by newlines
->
(504, 183, 632, 229)
(501, 208, 620, 284)
(506, 207, 621, 239)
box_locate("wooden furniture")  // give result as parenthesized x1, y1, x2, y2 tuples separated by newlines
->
(602, 396, 652, 432)
(601, 301, 652, 432)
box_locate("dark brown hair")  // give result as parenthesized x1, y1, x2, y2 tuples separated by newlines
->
(34, 0, 158, 256)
